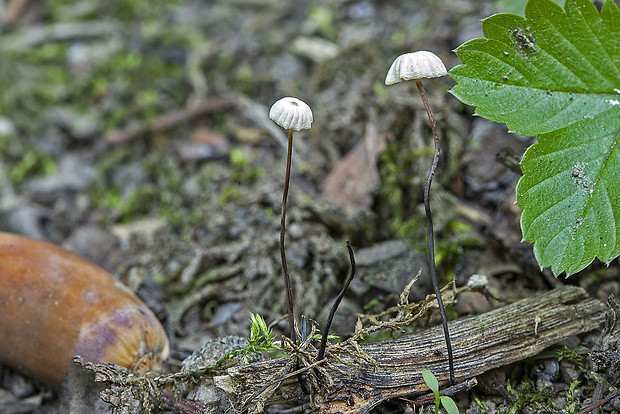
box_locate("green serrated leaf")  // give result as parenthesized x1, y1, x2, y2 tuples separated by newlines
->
(449, 0, 620, 276)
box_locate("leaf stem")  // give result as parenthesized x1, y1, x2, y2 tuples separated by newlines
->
(415, 78, 456, 384)
(280, 129, 296, 341)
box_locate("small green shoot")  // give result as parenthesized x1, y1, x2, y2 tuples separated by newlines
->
(226, 313, 279, 363)
(564, 380, 580, 413)
(311, 333, 340, 341)
(422, 368, 459, 414)
(473, 396, 486, 414)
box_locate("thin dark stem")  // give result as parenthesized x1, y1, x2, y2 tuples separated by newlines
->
(415, 78, 455, 384)
(280, 129, 296, 341)
(576, 388, 620, 414)
(317, 240, 356, 361)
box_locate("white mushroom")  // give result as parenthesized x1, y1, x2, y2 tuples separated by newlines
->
(268, 96, 313, 340)
(385, 50, 456, 383)
(385, 51, 447, 86)
(269, 97, 313, 131)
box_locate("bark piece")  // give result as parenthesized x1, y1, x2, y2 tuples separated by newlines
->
(83, 286, 605, 414)
(217, 286, 605, 413)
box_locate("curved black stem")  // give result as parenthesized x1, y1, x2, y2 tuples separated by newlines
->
(415, 78, 455, 384)
(280, 129, 296, 341)
(576, 388, 620, 414)
(318, 241, 356, 361)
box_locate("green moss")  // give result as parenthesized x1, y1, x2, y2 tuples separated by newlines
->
(372, 81, 390, 101)
(97, 187, 122, 210)
(119, 185, 160, 221)
(16, 45, 66, 74)
(58, 1, 182, 22)
(434, 218, 483, 270)
(506, 380, 556, 414)
(218, 186, 241, 206)
(7, 151, 58, 183)
(75, 51, 185, 130)
(473, 396, 486, 413)
(376, 141, 418, 237)
(229, 148, 264, 183)
(376, 136, 482, 278)
(93, 184, 168, 224)
(308, 5, 337, 41)
(359, 330, 393, 344)
(363, 298, 382, 313)
(564, 380, 580, 413)
(556, 346, 588, 371)
(236, 64, 255, 95)
(311, 43, 383, 88)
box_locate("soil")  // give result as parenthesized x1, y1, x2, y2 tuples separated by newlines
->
(1, 0, 619, 413)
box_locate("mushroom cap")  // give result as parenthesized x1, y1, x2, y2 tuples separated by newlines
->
(385, 51, 447, 86)
(269, 97, 313, 131)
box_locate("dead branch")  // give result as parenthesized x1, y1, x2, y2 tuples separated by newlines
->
(214, 286, 605, 413)
(85, 286, 605, 414)
(104, 97, 235, 145)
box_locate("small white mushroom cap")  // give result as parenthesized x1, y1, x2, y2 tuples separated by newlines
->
(269, 97, 313, 131)
(385, 51, 448, 86)
(466, 274, 488, 289)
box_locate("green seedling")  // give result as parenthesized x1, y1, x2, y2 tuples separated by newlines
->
(225, 313, 279, 364)
(422, 369, 459, 414)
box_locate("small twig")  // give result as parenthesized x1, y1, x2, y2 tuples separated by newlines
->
(439, 377, 478, 396)
(495, 147, 523, 176)
(415, 78, 455, 384)
(576, 388, 620, 414)
(3, 21, 121, 50)
(301, 315, 307, 342)
(280, 129, 297, 341)
(318, 240, 356, 361)
(2, 0, 30, 28)
(104, 97, 235, 145)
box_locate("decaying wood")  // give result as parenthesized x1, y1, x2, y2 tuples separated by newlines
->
(214, 286, 605, 413)
(82, 286, 605, 413)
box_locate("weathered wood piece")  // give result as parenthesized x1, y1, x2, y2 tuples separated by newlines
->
(215, 286, 606, 413)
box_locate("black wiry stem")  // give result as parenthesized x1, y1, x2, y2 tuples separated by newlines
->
(576, 388, 620, 414)
(318, 240, 356, 361)
(415, 78, 455, 384)
(280, 129, 296, 341)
